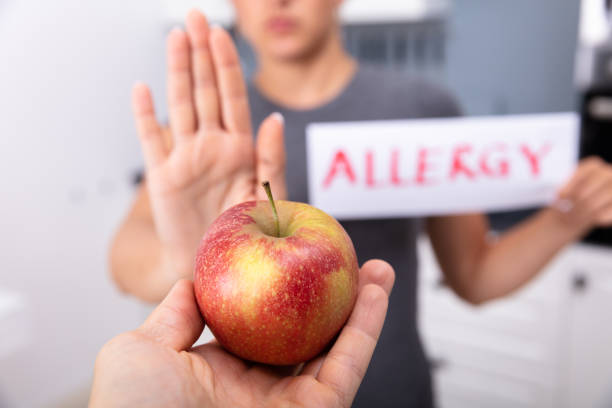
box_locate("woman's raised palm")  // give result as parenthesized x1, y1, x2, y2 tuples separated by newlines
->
(132, 10, 286, 274)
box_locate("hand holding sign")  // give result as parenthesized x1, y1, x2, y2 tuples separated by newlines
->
(555, 156, 612, 231)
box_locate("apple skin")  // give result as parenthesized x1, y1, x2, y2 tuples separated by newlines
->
(194, 200, 359, 365)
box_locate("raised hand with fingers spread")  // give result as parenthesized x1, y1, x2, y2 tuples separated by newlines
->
(90, 260, 395, 408)
(125, 10, 286, 296)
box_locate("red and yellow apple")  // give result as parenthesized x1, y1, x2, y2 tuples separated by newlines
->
(194, 185, 359, 365)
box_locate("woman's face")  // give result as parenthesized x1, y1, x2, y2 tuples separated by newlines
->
(232, 0, 343, 61)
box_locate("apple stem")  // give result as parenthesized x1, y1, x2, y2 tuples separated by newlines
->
(262, 181, 280, 237)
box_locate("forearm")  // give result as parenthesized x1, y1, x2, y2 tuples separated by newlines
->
(464, 208, 587, 304)
(109, 221, 185, 303)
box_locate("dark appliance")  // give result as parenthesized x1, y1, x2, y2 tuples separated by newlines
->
(580, 87, 612, 245)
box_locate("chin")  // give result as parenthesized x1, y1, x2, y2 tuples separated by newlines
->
(265, 38, 320, 61)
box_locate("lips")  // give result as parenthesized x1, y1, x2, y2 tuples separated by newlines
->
(267, 16, 298, 34)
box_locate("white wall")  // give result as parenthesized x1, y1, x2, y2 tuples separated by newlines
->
(0, 1, 170, 406)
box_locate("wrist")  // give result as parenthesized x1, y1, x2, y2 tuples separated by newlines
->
(541, 206, 592, 242)
(147, 248, 196, 301)
(159, 248, 196, 280)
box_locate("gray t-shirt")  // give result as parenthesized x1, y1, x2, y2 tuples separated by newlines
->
(248, 65, 461, 407)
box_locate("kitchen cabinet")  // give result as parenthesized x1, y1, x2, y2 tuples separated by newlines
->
(564, 246, 612, 408)
(417, 237, 612, 408)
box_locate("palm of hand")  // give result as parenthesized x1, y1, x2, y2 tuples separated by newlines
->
(132, 12, 285, 274)
(91, 261, 394, 408)
(114, 338, 339, 408)
(147, 128, 256, 253)
(189, 344, 335, 407)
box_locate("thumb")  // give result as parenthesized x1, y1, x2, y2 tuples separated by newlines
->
(137, 279, 204, 351)
(256, 112, 287, 200)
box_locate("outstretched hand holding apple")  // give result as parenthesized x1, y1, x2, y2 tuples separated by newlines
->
(90, 260, 394, 408)
(131, 10, 286, 286)
(195, 182, 360, 365)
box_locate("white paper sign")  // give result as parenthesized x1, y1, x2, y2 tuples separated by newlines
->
(306, 113, 579, 219)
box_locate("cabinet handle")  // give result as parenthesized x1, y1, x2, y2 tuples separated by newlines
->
(572, 273, 588, 293)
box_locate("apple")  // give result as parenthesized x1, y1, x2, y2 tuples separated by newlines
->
(194, 182, 359, 365)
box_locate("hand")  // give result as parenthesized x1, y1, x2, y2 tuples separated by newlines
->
(554, 156, 612, 232)
(132, 10, 286, 279)
(90, 260, 394, 408)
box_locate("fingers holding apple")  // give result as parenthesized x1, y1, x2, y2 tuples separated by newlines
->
(300, 260, 394, 378)
(138, 279, 204, 351)
(316, 260, 393, 406)
(358, 259, 395, 294)
(194, 184, 360, 365)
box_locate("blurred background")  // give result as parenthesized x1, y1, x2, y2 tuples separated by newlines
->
(1, 0, 611, 407)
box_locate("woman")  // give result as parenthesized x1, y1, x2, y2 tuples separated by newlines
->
(111, 2, 612, 406)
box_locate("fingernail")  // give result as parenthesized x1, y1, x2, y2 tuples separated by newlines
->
(554, 198, 573, 213)
(271, 112, 284, 125)
(210, 23, 223, 30)
(170, 25, 183, 34)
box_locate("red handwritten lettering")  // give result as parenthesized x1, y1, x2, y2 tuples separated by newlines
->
(391, 149, 408, 186)
(480, 144, 509, 177)
(365, 150, 383, 188)
(520, 143, 552, 176)
(322, 150, 357, 188)
(449, 144, 475, 179)
(415, 147, 440, 185)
